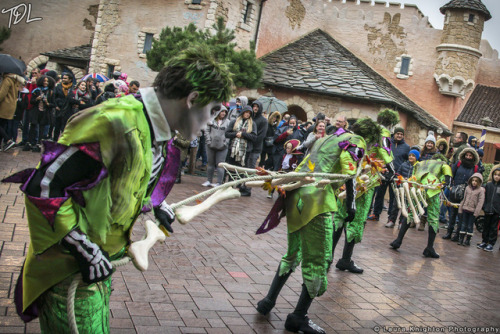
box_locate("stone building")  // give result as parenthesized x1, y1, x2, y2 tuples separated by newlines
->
(1, 0, 499, 158)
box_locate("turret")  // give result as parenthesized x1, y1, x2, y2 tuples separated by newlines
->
(434, 0, 491, 98)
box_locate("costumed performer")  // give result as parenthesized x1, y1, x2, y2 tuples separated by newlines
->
(256, 118, 379, 334)
(390, 154, 452, 258)
(332, 109, 398, 274)
(3, 46, 233, 333)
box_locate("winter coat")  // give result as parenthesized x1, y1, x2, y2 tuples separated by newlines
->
(396, 160, 416, 179)
(54, 83, 73, 117)
(436, 138, 449, 156)
(206, 106, 230, 151)
(279, 153, 299, 172)
(225, 111, 258, 153)
(250, 100, 268, 154)
(69, 89, 93, 112)
(392, 137, 410, 171)
(0, 75, 22, 119)
(459, 173, 485, 216)
(483, 164, 500, 215)
(451, 148, 480, 187)
(13, 91, 29, 121)
(227, 95, 248, 122)
(96, 91, 116, 105)
(30, 87, 55, 125)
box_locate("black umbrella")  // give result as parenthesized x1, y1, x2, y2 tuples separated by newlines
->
(0, 54, 27, 76)
(255, 96, 288, 114)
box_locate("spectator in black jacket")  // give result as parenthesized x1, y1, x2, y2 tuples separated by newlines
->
(419, 131, 437, 161)
(53, 73, 74, 141)
(95, 83, 116, 105)
(442, 148, 480, 241)
(477, 165, 500, 251)
(370, 126, 410, 224)
(260, 111, 281, 170)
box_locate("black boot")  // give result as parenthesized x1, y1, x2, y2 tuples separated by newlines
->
(256, 265, 292, 315)
(451, 231, 459, 242)
(464, 235, 471, 246)
(284, 284, 325, 334)
(423, 228, 440, 258)
(457, 232, 465, 245)
(239, 184, 251, 197)
(335, 239, 363, 274)
(442, 229, 452, 239)
(390, 217, 410, 249)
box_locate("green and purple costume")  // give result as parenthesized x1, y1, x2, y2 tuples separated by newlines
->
(409, 160, 452, 233)
(334, 126, 393, 243)
(4, 88, 180, 333)
(278, 128, 365, 297)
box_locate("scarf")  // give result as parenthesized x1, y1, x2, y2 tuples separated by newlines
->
(230, 118, 251, 165)
(62, 82, 72, 96)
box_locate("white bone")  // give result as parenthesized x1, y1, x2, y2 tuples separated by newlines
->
(245, 181, 266, 187)
(400, 187, 408, 217)
(411, 187, 425, 216)
(218, 162, 259, 174)
(281, 177, 315, 191)
(392, 183, 401, 209)
(359, 175, 369, 182)
(271, 173, 304, 186)
(317, 179, 332, 189)
(175, 187, 241, 224)
(404, 182, 420, 224)
(128, 220, 166, 272)
(417, 188, 428, 207)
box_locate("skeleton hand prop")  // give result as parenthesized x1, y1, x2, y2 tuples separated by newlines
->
(61, 228, 113, 284)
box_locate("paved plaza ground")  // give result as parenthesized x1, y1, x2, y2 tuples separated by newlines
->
(1, 148, 500, 333)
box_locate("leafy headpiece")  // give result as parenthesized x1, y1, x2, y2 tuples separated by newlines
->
(377, 109, 399, 127)
(350, 118, 381, 146)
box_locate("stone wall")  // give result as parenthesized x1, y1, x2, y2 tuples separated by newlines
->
(0, 0, 96, 65)
(440, 10, 484, 49)
(239, 86, 428, 146)
(87, 0, 260, 85)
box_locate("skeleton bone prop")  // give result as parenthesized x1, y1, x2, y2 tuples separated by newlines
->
(392, 182, 402, 209)
(417, 188, 427, 207)
(403, 182, 420, 224)
(410, 186, 425, 216)
(128, 220, 167, 271)
(399, 186, 408, 217)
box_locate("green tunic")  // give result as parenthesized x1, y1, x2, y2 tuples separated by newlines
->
(285, 132, 365, 233)
(409, 160, 452, 232)
(21, 95, 153, 314)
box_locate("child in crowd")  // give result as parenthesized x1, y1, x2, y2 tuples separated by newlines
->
(267, 139, 302, 199)
(280, 139, 301, 172)
(477, 165, 500, 251)
(457, 173, 485, 246)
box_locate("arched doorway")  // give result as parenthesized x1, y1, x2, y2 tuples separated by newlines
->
(285, 105, 307, 122)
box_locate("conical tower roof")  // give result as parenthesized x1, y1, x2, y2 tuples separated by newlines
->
(440, 0, 491, 21)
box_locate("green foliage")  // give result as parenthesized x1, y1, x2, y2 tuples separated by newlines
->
(377, 108, 400, 127)
(351, 117, 381, 145)
(0, 27, 11, 51)
(482, 163, 494, 184)
(147, 17, 264, 89)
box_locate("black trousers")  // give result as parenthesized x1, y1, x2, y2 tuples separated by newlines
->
(482, 213, 500, 246)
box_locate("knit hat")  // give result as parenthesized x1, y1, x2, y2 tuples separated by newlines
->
(477, 149, 484, 157)
(408, 149, 420, 161)
(425, 130, 436, 144)
(393, 126, 404, 135)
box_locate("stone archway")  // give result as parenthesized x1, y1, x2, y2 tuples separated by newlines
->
(282, 96, 314, 120)
(26, 55, 49, 73)
(286, 105, 308, 122)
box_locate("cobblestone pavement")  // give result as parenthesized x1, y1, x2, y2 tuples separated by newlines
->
(1, 148, 500, 333)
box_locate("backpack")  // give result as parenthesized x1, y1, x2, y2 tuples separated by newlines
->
(450, 183, 466, 203)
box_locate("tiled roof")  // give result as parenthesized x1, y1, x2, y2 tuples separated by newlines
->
(456, 85, 500, 128)
(41, 44, 91, 61)
(260, 29, 451, 135)
(440, 0, 491, 21)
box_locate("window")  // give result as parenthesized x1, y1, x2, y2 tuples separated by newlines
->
(468, 14, 475, 22)
(400, 57, 411, 76)
(243, 2, 252, 23)
(107, 65, 115, 79)
(143, 33, 154, 53)
(192, 0, 202, 4)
